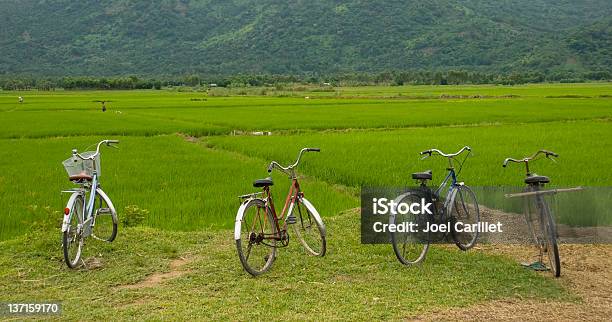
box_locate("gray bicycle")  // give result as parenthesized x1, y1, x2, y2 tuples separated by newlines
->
(503, 150, 563, 277)
(61, 140, 119, 268)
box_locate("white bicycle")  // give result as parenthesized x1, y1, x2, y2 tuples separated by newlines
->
(61, 140, 119, 268)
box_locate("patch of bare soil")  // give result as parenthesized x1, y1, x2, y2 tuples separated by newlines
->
(411, 244, 612, 321)
(82, 256, 105, 270)
(119, 255, 194, 290)
(178, 133, 199, 143)
(478, 205, 612, 244)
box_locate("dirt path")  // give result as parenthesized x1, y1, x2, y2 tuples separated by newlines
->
(119, 255, 194, 290)
(413, 244, 612, 321)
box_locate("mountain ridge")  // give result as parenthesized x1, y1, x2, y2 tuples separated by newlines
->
(1, 0, 610, 76)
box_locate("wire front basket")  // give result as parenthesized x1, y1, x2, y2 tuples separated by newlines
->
(62, 151, 101, 178)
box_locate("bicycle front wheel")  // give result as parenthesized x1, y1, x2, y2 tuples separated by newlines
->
(541, 199, 561, 277)
(390, 192, 431, 265)
(292, 198, 326, 256)
(63, 194, 84, 268)
(235, 199, 277, 276)
(92, 189, 118, 242)
(450, 185, 480, 251)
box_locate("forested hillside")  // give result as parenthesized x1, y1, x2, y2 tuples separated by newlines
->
(0, 0, 610, 76)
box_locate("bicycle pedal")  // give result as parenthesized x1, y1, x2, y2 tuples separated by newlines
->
(97, 208, 111, 214)
(286, 215, 297, 224)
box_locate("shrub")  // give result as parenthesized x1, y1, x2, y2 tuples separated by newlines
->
(122, 205, 149, 227)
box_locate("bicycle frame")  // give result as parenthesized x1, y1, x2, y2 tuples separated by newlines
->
(430, 162, 467, 219)
(62, 139, 118, 234)
(420, 146, 470, 212)
(61, 173, 99, 236)
(262, 178, 303, 241)
(520, 182, 552, 266)
(85, 173, 100, 219)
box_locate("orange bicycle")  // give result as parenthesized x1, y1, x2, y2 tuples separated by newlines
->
(234, 148, 326, 276)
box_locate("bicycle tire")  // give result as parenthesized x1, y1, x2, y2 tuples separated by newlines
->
(235, 198, 277, 276)
(450, 185, 480, 251)
(390, 192, 431, 265)
(292, 198, 326, 257)
(541, 198, 561, 277)
(92, 188, 118, 242)
(63, 194, 84, 268)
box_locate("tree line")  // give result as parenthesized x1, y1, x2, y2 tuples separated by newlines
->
(1, 70, 610, 91)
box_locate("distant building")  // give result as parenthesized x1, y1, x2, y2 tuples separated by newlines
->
(209, 83, 218, 87)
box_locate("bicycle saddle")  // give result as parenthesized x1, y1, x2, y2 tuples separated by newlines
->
(69, 172, 93, 182)
(253, 177, 274, 188)
(412, 170, 432, 180)
(525, 174, 550, 184)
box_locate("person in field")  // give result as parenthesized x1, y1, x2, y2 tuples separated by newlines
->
(18, 96, 23, 103)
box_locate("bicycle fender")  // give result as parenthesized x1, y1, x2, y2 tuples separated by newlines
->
(62, 192, 81, 232)
(300, 198, 326, 237)
(96, 188, 117, 223)
(389, 192, 418, 222)
(234, 198, 265, 240)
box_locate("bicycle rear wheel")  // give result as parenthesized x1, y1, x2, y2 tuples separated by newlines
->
(450, 185, 480, 250)
(63, 194, 84, 268)
(541, 198, 561, 277)
(292, 198, 326, 256)
(390, 192, 431, 265)
(235, 199, 277, 276)
(92, 189, 118, 242)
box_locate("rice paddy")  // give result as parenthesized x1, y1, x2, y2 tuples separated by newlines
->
(1, 83, 611, 240)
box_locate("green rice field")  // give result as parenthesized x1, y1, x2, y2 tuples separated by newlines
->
(0, 83, 610, 319)
(1, 83, 611, 240)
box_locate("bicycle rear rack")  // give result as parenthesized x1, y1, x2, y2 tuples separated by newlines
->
(505, 186, 584, 199)
(238, 191, 264, 201)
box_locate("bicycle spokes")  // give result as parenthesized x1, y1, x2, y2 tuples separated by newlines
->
(91, 196, 117, 242)
(450, 186, 480, 250)
(292, 201, 325, 256)
(63, 195, 84, 268)
(237, 200, 276, 275)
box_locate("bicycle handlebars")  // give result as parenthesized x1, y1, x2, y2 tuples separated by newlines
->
(267, 147, 320, 175)
(502, 150, 558, 168)
(420, 146, 471, 159)
(72, 139, 120, 160)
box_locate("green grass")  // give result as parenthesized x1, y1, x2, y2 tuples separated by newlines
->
(0, 135, 355, 240)
(128, 97, 611, 132)
(206, 120, 612, 226)
(304, 83, 612, 98)
(0, 211, 572, 320)
(2, 86, 611, 138)
(0, 84, 609, 318)
(206, 120, 612, 187)
(1, 85, 611, 238)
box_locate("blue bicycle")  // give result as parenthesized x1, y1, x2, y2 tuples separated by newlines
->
(61, 139, 119, 268)
(390, 146, 480, 265)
